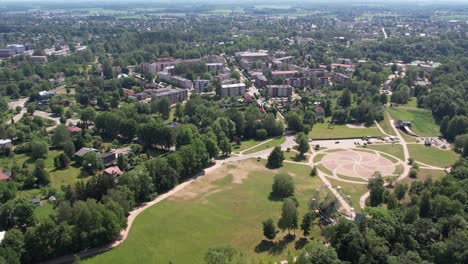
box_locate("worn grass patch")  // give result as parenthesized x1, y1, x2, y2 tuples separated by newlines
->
(309, 122, 384, 139)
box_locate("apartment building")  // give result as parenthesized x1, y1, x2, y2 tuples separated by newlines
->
(193, 79, 210, 92)
(152, 88, 188, 104)
(266, 85, 293, 97)
(221, 83, 246, 97)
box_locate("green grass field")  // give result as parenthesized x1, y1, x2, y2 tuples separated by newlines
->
(84, 160, 325, 264)
(378, 112, 396, 136)
(34, 202, 55, 220)
(407, 144, 459, 168)
(231, 139, 264, 153)
(243, 136, 286, 155)
(401, 169, 447, 185)
(365, 144, 405, 161)
(283, 150, 309, 163)
(309, 122, 384, 139)
(387, 107, 440, 136)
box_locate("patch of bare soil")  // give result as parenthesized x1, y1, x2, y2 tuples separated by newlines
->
(170, 160, 265, 201)
(346, 123, 367, 129)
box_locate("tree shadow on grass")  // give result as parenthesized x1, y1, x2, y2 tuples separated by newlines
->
(254, 239, 274, 253)
(269, 234, 295, 255)
(293, 154, 307, 162)
(267, 192, 285, 202)
(294, 237, 308, 250)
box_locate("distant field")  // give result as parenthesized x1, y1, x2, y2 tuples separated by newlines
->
(84, 160, 326, 264)
(407, 144, 459, 168)
(309, 122, 384, 139)
(254, 5, 292, 9)
(387, 107, 440, 136)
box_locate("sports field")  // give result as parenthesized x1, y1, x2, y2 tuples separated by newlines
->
(84, 160, 325, 264)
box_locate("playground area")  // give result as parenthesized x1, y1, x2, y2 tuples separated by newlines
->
(318, 149, 399, 180)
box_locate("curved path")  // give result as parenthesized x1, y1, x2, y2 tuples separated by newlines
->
(359, 118, 412, 209)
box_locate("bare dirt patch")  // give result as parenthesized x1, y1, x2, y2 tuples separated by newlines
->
(346, 123, 367, 129)
(170, 160, 265, 201)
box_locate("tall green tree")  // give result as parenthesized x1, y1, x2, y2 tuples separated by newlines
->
(295, 132, 310, 156)
(262, 218, 277, 241)
(278, 198, 298, 234)
(368, 174, 385, 207)
(267, 146, 284, 169)
(271, 173, 295, 198)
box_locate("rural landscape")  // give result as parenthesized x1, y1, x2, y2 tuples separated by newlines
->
(0, 0, 467, 263)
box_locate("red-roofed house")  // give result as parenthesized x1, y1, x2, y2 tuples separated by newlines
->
(122, 88, 135, 96)
(0, 172, 11, 182)
(103, 166, 123, 177)
(67, 126, 82, 134)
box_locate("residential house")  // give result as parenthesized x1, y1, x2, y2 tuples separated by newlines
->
(103, 166, 123, 177)
(0, 139, 12, 150)
(0, 172, 11, 182)
(30, 198, 42, 206)
(100, 152, 117, 167)
(74, 147, 99, 162)
(66, 126, 82, 135)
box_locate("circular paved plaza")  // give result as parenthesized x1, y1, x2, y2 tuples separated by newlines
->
(319, 149, 398, 179)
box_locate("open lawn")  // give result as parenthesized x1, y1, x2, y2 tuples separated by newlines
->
(309, 122, 384, 139)
(378, 112, 396, 136)
(408, 144, 460, 168)
(327, 178, 368, 212)
(365, 144, 405, 161)
(84, 160, 325, 264)
(34, 202, 55, 220)
(387, 107, 439, 136)
(231, 139, 264, 153)
(401, 169, 447, 185)
(283, 150, 309, 163)
(407, 144, 459, 168)
(243, 136, 286, 155)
